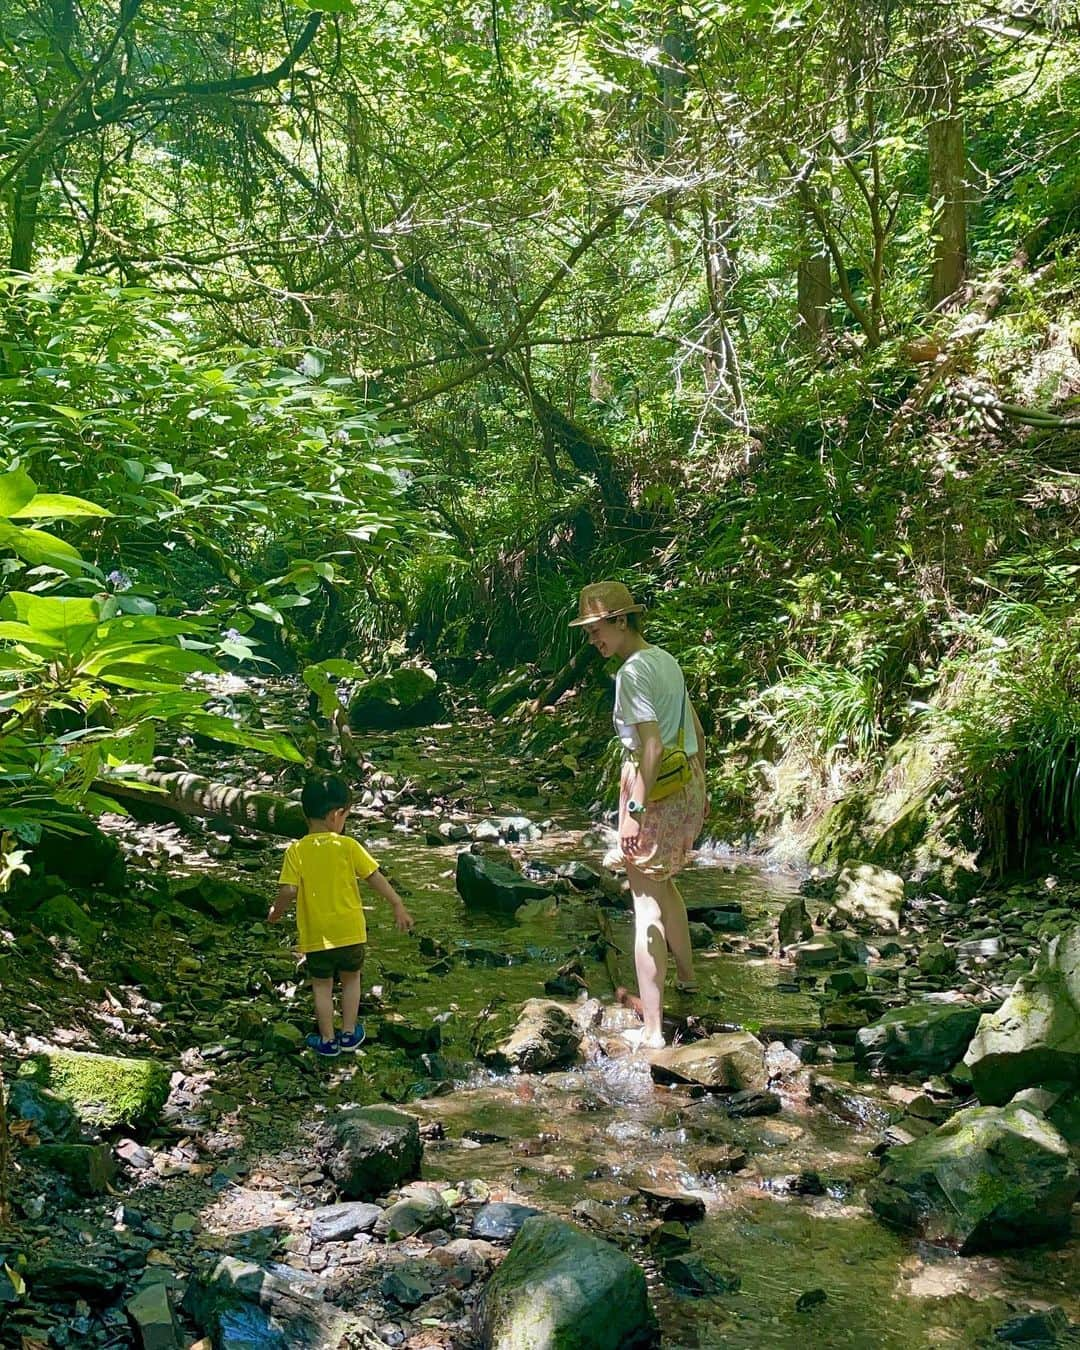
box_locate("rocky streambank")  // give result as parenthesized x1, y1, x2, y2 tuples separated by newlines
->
(0, 706, 1078, 1348)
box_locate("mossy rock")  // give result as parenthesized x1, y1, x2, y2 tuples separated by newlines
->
(348, 667, 443, 731)
(23, 1049, 171, 1130)
(32, 1142, 116, 1194)
(33, 894, 103, 947)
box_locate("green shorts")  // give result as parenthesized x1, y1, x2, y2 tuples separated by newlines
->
(303, 942, 366, 980)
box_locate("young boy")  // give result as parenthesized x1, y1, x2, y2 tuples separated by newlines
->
(268, 774, 414, 1057)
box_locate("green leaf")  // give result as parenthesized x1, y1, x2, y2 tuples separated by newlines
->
(0, 468, 37, 517)
(302, 0, 354, 11)
(10, 493, 114, 520)
(0, 520, 82, 571)
(184, 714, 304, 763)
(1, 593, 100, 656)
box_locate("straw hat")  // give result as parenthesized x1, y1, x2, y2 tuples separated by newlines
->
(568, 581, 645, 627)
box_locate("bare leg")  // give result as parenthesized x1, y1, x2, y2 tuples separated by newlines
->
(311, 977, 335, 1042)
(340, 968, 362, 1035)
(658, 878, 695, 985)
(626, 862, 668, 1047)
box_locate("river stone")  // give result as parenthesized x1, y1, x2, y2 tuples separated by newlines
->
(477, 1215, 659, 1350)
(184, 1256, 346, 1349)
(456, 852, 554, 915)
(7, 1078, 79, 1141)
(321, 1106, 421, 1199)
(471, 1202, 544, 1241)
(483, 999, 583, 1073)
(963, 925, 1080, 1106)
(855, 1002, 982, 1074)
(173, 875, 265, 921)
(778, 896, 813, 950)
(810, 1075, 894, 1130)
(32, 1142, 116, 1194)
(791, 939, 841, 970)
(375, 1186, 452, 1239)
(310, 1202, 382, 1244)
(650, 1033, 767, 1092)
(348, 667, 442, 731)
(866, 1102, 1080, 1253)
(126, 1282, 182, 1350)
(22, 1049, 171, 1129)
(832, 863, 905, 934)
(725, 1089, 782, 1118)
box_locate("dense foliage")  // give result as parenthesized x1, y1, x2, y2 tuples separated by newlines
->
(1, 0, 1079, 875)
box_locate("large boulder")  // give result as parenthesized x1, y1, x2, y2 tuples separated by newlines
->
(831, 863, 904, 933)
(172, 876, 265, 922)
(963, 926, 1080, 1106)
(649, 1033, 767, 1092)
(477, 1215, 658, 1350)
(855, 1002, 981, 1074)
(183, 1256, 351, 1349)
(777, 896, 813, 951)
(484, 1000, 583, 1073)
(32, 813, 126, 890)
(319, 1105, 421, 1200)
(456, 852, 554, 915)
(23, 1050, 170, 1129)
(866, 1102, 1079, 1253)
(348, 667, 443, 731)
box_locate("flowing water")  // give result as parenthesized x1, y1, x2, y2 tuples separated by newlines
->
(195, 703, 1080, 1348)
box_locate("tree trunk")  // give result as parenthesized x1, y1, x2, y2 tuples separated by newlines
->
(97, 771, 307, 837)
(927, 53, 968, 307)
(10, 156, 47, 273)
(797, 244, 831, 347)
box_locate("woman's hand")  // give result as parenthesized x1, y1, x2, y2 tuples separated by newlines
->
(620, 813, 642, 857)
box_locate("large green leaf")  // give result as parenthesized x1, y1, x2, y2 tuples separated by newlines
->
(82, 643, 218, 677)
(1, 593, 100, 657)
(0, 468, 37, 517)
(0, 520, 82, 571)
(10, 494, 114, 520)
(184, 714, 305, 763)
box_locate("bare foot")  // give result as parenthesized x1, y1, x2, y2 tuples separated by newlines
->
(622, 1027, 666, 1051)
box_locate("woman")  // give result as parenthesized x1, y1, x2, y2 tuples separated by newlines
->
(570, 581, 707, 1049)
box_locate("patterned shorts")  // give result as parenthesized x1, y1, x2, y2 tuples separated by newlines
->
(607, 760, 707, 880)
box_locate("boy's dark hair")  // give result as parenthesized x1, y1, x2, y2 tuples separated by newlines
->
(301, 774, 351, 820)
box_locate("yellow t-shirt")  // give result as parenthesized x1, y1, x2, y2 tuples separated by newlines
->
(278, 832, 379, 953)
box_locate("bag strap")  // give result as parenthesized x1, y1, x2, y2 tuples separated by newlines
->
(677, 684, 687, 750)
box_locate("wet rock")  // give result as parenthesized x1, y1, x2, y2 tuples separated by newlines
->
(348, 667, 442, 731)
(477, 1215, 659, 1350)
(810, 1075, 893, 1130)
(33, 894, 103, 947)
(650, 1033, 767, 1093)
(483, 999, 583, 1073)
(963, 925, 1080, 1106)
(638, 1186, 705, 1221)
(662, 1256, 739, 1296)
(32, 1142, 116, 1194)
(866, 1102, 1080, 1253)
(993, 1307, 1071, 1345)
(23, 1049, 171, 1129)
(701, 907, 747, 933)
(795, 1288, 828, 1313)
(725, 1089, 781, 1118)
(831, 863, 904, 934)
(647, 1222, 691, 1258)
(957, 937, 1003, 960)
(438, 821, 471, 842)
(470, 1202, 543, 1241)
(777, 896, 813, 951)
(310, 1202, 382, 1244)
(320, 1105, 421, 1200)
(375, 1186, 452, 1239)
(501, 815, 542, 843)
(917, 942, 956, 977)
(689, 1145, 748, 1175)
(824, 968, 868, 996)
(765, 1042, 803, 1080)
(126, 1283, 182, 1349)
(556, 861, 602, 889)
(855, 1003, 982, 1074)
(456, 852, 553, 915)
(7, 1078, 79, 1141)
(790, 939, 841, 970)
(379, 1016, 441, 1054)
(545, 959, 588, 998)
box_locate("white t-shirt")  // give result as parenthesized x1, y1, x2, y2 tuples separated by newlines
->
(613, 645, 699, 756)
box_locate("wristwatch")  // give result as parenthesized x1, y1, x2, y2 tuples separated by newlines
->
(626, 798, 646, 817)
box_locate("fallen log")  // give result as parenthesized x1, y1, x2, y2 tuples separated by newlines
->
(95, 770, 307, 839)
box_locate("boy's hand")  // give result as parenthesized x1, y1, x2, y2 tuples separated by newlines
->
(266, 905, 282, 924)
(394, 902, 415, 932)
